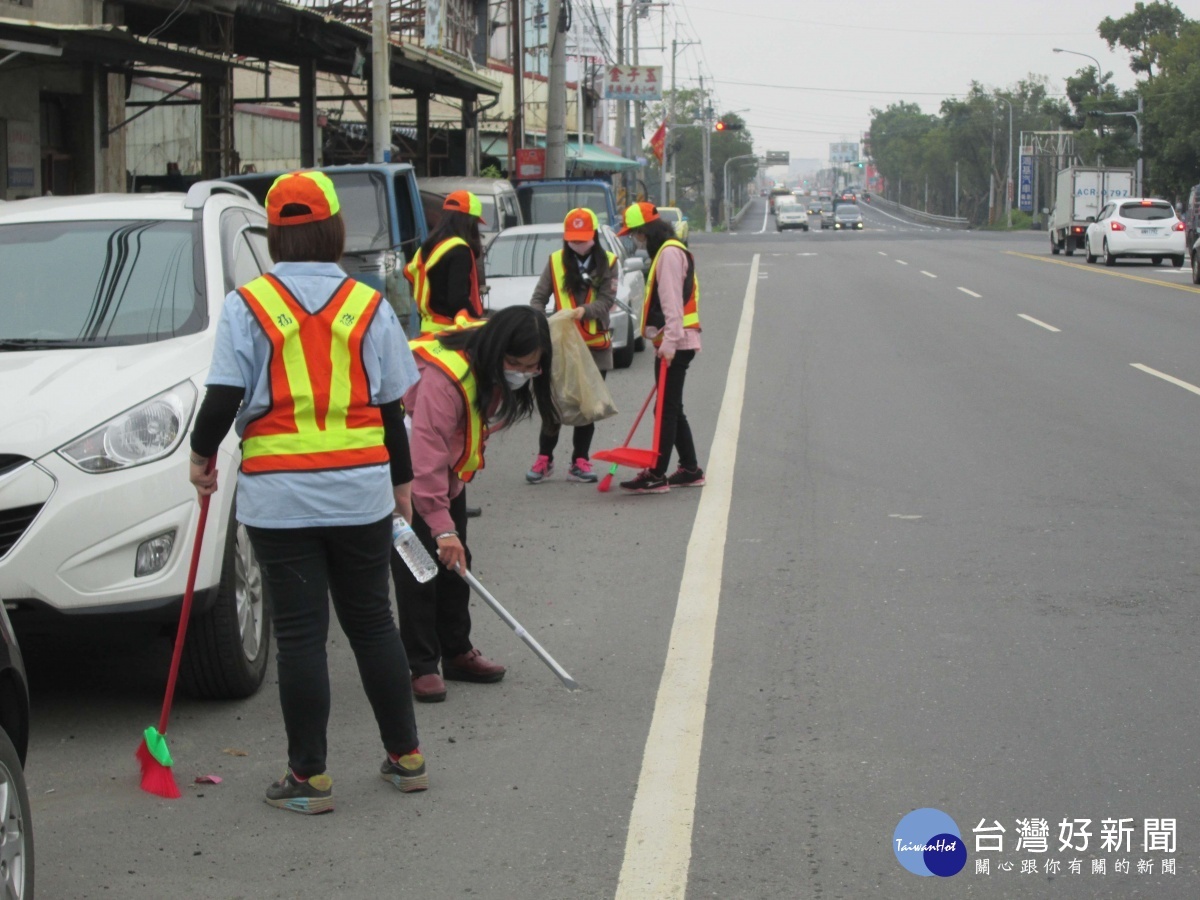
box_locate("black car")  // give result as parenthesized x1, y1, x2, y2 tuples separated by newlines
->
(0, 604, 33, 897)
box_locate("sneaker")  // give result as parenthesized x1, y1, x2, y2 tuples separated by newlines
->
(380, 750, 429, 793)
(667, 466, 706, 488)
(567, 458, 598, 483)
(442, 648, 506, 683)
(411, 672, 447, 703)
(619, 469, 670, 494)
(264, 771, 334, 815)
(526, 454, 554, 484)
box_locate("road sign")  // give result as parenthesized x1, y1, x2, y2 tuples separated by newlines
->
(829, 142, 859, 164)
(1019, 153, 1034, 212)
(603, 65, 663, 101)
(764, 150, 789, 165)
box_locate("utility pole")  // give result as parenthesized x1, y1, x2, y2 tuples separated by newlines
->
(545, 0, 566, 177)
(511, 0, 524, 158)
(614, 0, 625, 202)
(370, 0, 390, 163)
(700, 73, 712, 233)
(632, 3, 642, 199)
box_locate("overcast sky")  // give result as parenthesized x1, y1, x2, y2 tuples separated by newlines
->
(660, 0, 1179, 172)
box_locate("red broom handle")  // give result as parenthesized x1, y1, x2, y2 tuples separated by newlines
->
(621, 380, 658, 448)
(650, 357, 668, 460)
(157, 465, 214, 734)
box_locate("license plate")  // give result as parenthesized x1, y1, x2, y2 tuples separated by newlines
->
(1139, 228, 1159, 235)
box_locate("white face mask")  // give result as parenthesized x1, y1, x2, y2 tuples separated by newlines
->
(503, 369, 535, 389)
(567, 239, 595, 256)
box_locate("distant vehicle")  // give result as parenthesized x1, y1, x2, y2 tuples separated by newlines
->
(515, 179, 620, 230)
(775, 203, 809, 232)
(807, 198, 822, 215)
(818, 202, 835, 229)
(418, 176, 522, 249)
(1049, 166, 1135, 256)
(1183, 182, 1200, 265)
(817, 189, 833, 202)
(1083, 198, 1185, 267)
(483, 222, 645, 368)
(656, 206, 689, 243)
(768, 186, 792, 213)
(832, 203, 864, 230)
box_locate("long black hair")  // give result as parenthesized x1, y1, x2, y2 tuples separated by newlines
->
(639, 218, 678, 260)
(560, 240, 613, 297)
(421, 210, 483, 260)
(437, 306, 558, 430)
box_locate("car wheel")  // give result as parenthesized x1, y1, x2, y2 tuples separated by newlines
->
(1192, 252, 1200, 284)
(1152, 256, 1163, 266)
(1104, 240, 1116, 267)
(1064, 237, 1075, 257)
(0, 727, 33, 900)
(613, 320, 635, 369)
(1084, 237, 1096, 263)
(1172, 255, 1184, 268)
(634, 334, 645, 352)
(180, 499, 271, 700)
(1050, 236, 1060, 255)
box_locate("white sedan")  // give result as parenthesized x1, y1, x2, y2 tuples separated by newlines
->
(483, 223, 646, 368)
(1084, 198, 1186, 267)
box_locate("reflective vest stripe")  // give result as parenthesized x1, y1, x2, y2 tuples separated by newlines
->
(409, 338, 488, 482)
(238, 275, 387, 474)
(549, 250, 616, 350)
(404, 237, 484, 334)
(641, 239, 701, 344)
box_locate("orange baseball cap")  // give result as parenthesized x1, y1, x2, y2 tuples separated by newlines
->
(265, 170, 340, 226)
(563, 207, 599, 241)
(617, 201, 659, 235)
(443, 190, 486, 223)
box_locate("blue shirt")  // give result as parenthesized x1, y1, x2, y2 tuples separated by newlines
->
(206, 262, 420, 529)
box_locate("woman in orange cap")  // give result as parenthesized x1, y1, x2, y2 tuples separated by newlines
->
(526, 207, 618, 484)
(188, 170, 427, 813)
(405, 189, 487, 336)
(615, 201, 705, 494)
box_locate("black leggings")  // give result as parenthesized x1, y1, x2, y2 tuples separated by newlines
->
(391, 489, 474, 676)
(653, 349, 698, 476)
(539, 370, 607, 461)
(247, 518, 420, 778)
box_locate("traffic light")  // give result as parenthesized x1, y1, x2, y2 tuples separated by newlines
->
(714, 118, 744, 132)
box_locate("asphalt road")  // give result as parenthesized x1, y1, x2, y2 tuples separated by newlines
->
(21, 197, 1200, 899)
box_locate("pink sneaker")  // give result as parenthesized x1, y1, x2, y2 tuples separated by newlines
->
(526, 454, 553, 484)
(567, 458, 598, 483)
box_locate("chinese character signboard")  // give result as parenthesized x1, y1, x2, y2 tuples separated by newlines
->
(603, 65, 663, 101)
(764, 151, 790, 166)
(516, 148, 545, 180)
(830, 142, 859, 164)
(1019, 151, 1034, 212)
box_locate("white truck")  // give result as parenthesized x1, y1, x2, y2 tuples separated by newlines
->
(1049, 166, 1135, 255)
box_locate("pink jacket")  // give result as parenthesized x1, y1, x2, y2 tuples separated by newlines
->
(404, 358, 474, 536)
(644, 245, 702, 355)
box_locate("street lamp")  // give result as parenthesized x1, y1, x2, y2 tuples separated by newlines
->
(1094, 97, 1144, 196)
(1053, 47, 1103, 88)
(996, 96, 1013, 228)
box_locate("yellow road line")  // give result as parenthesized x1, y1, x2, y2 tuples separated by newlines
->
(1006, 251, 1200, 295)
(615, 253, 759, 900)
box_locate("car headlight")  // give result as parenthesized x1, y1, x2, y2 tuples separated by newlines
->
(59, 381, 198, 473)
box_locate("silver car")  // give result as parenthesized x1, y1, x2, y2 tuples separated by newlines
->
(483, 223, 646, 368)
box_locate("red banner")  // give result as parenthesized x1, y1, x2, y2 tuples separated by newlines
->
(649, 122, 667, 164)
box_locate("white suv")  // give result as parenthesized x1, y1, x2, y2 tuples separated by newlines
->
(0, 183, 271, 699)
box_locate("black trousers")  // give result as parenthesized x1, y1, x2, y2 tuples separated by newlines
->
(246, 518, 420, 779)
(539, 370, 607, 461)
(391, 489, 474, 676)
(653, 349, 699, 476)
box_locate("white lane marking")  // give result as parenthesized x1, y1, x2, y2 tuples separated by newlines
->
(895, 260, 908, 266)
(616, 255, 759, 900)
(860, 203, 938, 229)
(757, 203, 769, 234)
(889, 514, 923, 520)
(957, 287, 982, 298)
(920, 270, 937, 278)
(1131, 363, 1200, 397)
(878, 251, 888, 256)
(1018, 314, 1060, 333)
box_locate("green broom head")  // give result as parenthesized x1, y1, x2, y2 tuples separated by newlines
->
(137, 725, 181, 799)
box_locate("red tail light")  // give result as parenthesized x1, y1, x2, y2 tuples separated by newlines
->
(1110, 221, 1126, 232)
(1072, 226, 1084, 234)
(1174, 221, 1186, 232)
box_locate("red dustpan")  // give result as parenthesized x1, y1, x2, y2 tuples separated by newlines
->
(594, 357, 667, 470)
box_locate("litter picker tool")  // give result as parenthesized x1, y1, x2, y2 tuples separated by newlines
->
(597, 379, 658, 492)
(458, 568, 580, 692)
(136, 461, 214, 798)
(593, 356, 669, 473)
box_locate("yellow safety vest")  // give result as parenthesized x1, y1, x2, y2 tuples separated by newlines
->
(641, 239, 701, 344)
(238, 274, 387, 474)
(408, 336, 488, 482)
(404, 237, 484, 335)
(549, 249, 617, 350)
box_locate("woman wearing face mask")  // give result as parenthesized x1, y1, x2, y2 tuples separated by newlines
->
(526, 207, 617, 484)
(615, 201, 705, 494)
(393, 305, 557, 702)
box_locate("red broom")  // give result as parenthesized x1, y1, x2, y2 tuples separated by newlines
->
(597, 367, 662, 492)
(137, 461, 214, 798)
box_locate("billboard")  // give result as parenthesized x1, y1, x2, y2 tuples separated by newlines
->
(1019, 151, 1034, 212)
(604, 65, 663, 101)
(830, 142, 859, 164)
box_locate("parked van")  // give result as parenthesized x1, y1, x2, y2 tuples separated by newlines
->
(516, 179, 620, 229)
(419, 176, 522, 249)
(227, 163, 428, 335)
(1183, 182, 1200, 263)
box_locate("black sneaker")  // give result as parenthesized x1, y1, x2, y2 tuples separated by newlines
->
(667, 466, 706, 487)
(264, 771, 334, 815)
(380, 750, 429, 793)
(619, 469, 669, 494)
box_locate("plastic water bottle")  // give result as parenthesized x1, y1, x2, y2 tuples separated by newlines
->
(392, 516, 438, 583)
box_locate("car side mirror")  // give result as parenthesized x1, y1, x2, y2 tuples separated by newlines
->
(625, 257, 645, 274)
